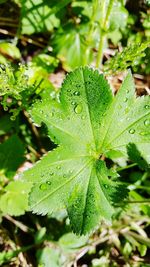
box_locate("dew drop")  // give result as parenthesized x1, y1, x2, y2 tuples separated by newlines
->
(71, 101, 76, 105)
(124, 97, 128, 102)
(104, 184, 108, 189)
(129, 129, 135, 134)
(50, 112, 54, 117)
(67, 89, 71, 92)
(57, 166, 61, 170)
(126, 89, 129, 94)
(63, 174, 66, 178)
(127, 117, 130, 121)
(50, 172, 54, 176)
(74, 104, 82, 114)
(145, 105, 150, 109)
(144, 119, 150, 126)
(81, 115, 85, 120)
(39, 183, 48, 191)
(73, 91, 80, 96)
(46, 181, 51, 185)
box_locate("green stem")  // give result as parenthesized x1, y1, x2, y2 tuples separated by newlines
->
(126, 199, 150, 204)
(96, 0, 115, 68)
(84, 0, 99, 65)
(117, 163, 137, 172)
(103, 0, 114, 30)
(96, 31, 105, 68)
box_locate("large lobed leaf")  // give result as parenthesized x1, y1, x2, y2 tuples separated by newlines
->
(23, 67, 150, 234)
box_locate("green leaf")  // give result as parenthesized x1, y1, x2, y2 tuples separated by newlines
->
(104, 41, 150, 74)
(109, 2, 128, 32)
(59, 233, 88, 253)
(0, 135, 25, 178)
(0, 180, 31, 216)
(21, 0, 66, 34)
(52, 26, 92, 71)
(32, 54, 59, 73)
(127, 143, 149, 171)
(0, 115, 15, 136)
(37, 247, 61, 267)
(0, 43, 21, 60)
(0, 250, 19, 266)
(23, 67, 150, 235)
(98, 71, 150, 163)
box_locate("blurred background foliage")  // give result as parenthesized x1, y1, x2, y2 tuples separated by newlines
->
(0, 0, 150, 266)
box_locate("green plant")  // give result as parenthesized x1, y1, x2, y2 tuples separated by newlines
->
(104, 41, 150, 74)
(0, 1, 150, 265)
(22, 67, 150, 235)
(0, 63, 55, 119)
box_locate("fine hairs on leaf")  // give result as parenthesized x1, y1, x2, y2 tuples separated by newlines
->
(22, 67, 150, 235)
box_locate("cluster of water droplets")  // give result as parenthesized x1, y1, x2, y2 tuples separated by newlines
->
(39, 166, 74, 191)
(128, 104, 150, 136)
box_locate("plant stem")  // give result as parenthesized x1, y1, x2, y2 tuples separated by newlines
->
(96, 0, 115, 68)
(84, 0, 99, 65)
(126, 199, 150, 204)
(96, 32, 105, 68)
(103, 0, 114, 30)
(117, 163, 137, 172)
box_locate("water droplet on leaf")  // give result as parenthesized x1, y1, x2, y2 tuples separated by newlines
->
(39, 183, 48, 191)
(144, 119, 150, 126)
(74, 104, 82, 114)
(73, 91, 80, 96)
(57, 166, 61, 170)
(50, 112, 54, 117)
(129, 129, 135, 134)
(145, 105, 150, 109)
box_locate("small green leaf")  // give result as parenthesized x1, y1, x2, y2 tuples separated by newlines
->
(0, 181, 31, 216)
(0, 135, 25, 178)
(37, 247, 61, 267)
(21, 0, 60, 34)
(0, 43, 21, 60)
(59, 233, 88, 252)
(0, 115, 15, 136)
(23, 67, 150, 234)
